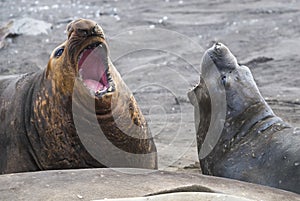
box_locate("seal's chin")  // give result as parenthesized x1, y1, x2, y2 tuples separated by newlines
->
(77, 42, 114, 98)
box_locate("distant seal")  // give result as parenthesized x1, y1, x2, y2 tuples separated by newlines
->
(0, 19, 157, 174)
(188, 42, 300, 194)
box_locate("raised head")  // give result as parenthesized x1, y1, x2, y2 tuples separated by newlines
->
(188, 43, 272, 160)
(200, 42, 265, 118)
(46, 19, 114, 99)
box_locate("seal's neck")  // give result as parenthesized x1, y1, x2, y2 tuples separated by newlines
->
(196, 81, 285, 156)
(222, 99, 292, 149)
(25, 71, 100, 170)
(32, 71, 73, 122)
(222, 101, 275, 144)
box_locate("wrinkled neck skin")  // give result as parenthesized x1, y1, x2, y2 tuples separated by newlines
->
(198, 76, 291, 175)
(221, 66, 276, 145)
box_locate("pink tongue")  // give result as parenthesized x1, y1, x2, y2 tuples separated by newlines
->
(79, 48, 106, 83)
(83, 79, 104, 92)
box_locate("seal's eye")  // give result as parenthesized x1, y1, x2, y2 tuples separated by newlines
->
(54, 47, 64, 58)
(221, 75, 227, 86)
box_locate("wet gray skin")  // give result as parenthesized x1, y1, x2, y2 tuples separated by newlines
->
(1, 168, 300, 201)
(188, 42, 300, 194)
(207, 43, 267, 118)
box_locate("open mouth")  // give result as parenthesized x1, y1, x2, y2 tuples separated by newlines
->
(78, 42, 114, 98)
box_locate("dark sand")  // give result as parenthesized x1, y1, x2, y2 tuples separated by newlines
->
(0, 0, 299, 173)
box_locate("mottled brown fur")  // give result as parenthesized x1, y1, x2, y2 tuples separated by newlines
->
(0, 19, 157, 174)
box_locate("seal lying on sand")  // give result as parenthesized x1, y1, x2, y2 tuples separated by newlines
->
(188, 42, 300, 194)
(1, 168, 299, 201)
(0, 19, 157, 174)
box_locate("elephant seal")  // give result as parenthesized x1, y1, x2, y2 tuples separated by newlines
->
(188, 42, 300, 194)
(0, 168, 299, 201)
(0, 19, 157, 174)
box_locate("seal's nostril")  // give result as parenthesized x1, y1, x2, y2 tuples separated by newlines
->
(92, 26, 98, 35)
(91, 25, 104, 37)
(214, 43, 221, 52)
(215, 42, 222, 48)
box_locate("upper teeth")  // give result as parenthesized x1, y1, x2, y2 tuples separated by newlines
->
(107, 86, 114, 92)
(78, 53, 83, 61)
(87, 43, 102, 49)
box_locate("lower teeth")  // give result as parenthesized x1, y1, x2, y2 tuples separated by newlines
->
(107, 86, 113, 92)
(95, 87, 108, 96)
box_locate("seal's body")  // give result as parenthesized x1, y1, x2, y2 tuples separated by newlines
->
(188, 43, 300, 194)
(0, 19, 157, 174)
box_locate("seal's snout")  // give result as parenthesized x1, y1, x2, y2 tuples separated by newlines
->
(67, 19, 104, 39)
(206, 42, 238, 71)
(214, 42, 222, 49)
(213, 42, 225, 54)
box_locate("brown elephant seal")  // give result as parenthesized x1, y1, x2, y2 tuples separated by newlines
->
(0, 19, 157, 174)
(188, 42, 300, 194)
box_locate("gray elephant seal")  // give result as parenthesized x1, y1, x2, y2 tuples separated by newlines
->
(188, 42, 300, 194)
(0, 19, 157, 174)
(1, 168, 300, 201)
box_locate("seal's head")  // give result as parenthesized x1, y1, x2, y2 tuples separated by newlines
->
(46, 19, 114, 99)
(200, 42, 264, 118)
(188, 42, 268, 157)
